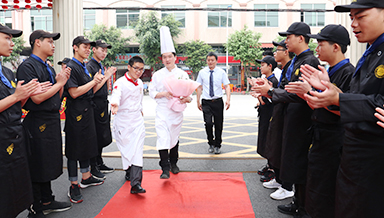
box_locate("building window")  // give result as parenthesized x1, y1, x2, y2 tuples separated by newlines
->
(84, 10, 96, 30)
(0, 11, 12, 28)
(211, 45, 225, 54)
(116, 9, 139, 29)
(254, 4, 278, 27)
(31, 10, 52, 32)
(301, 4, 325, 27)
(207, 5, 232, 27)
(161, 5, 186, 28)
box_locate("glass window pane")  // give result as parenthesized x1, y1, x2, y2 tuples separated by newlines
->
(116, 14, 127, 28)
(128, 14, 138, 29)
(208, 12, 219, 27)
(116, 9, 127, 14)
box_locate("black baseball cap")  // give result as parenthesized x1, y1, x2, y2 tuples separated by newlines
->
(272, 39, 287, 49)
(279, 22, 311, 36)
(307, 24, 351, 46)
(57, 57, 70, 65)
(0, 23, 22, 37)
(72, 36, 96, 46)
(256, 55, 277, 70)
(95, 39, 112, 49)
(29, 30, 60, 46)
(335, 0, 384, 12)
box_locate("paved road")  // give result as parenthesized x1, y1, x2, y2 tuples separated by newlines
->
(18, 94, 292, 218)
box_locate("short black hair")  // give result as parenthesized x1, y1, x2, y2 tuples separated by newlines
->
(262, 50, 273, 56)
(295, 34, 310, 44)
(31, 37, 44, 51)
(325, 40, 348, 54)
(206, 52, 218, 61)
(73, 43, 82, 54)
(129, 55, 144, 66)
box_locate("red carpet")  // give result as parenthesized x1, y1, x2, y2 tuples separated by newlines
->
(96, 170, 255, 218)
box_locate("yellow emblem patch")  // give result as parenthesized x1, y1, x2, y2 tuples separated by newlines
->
(6, 143, 14, 155)
(294, 69, 300, 76)
(39, 124, 46, 132)
(375, 65, 384, 79)
(100, 111, 105, 118)
(76, 115, 82, 121)
(11, 81, 16, 88)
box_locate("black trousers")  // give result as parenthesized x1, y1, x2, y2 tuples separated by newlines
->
(129, 165, 143, 187)
(272, 165, 293, 191)
(90, 146, 104, 167)
(30, 181, 54, 213)
(202, 98, 224, 148)
(158, 141, 179, 171)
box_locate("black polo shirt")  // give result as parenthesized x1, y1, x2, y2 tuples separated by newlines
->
(0, 66, 21, 125)
(16, 57, 61, 112)
(86, 58, 108, 99)
(65, 59, 94, 100)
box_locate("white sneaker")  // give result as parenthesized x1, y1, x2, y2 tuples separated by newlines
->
(270, 187, 294, 200)
(263, 179, 281, 189)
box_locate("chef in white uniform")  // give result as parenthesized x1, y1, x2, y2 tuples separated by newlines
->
(110, 56, 146, 194)
(149, 26, 192, 179)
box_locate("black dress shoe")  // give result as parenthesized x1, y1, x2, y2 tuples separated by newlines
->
(160, 170, 170, 179)
(170, 164, 180, 174)
(208, 145, 214, 153)
(214, 147, 221, 154)
(257, 164, 269, 175)
(130, 184, 146, 194)
(260, 170, 275, 182)
(277, 202, 299, 215)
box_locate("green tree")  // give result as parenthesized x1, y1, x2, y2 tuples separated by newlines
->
(3, 36, 25, 70)
(134, 12, 181, 71)
(85, 24, 130, 66)
(225, 25, 263, 91)
(182, 40, 213, 80)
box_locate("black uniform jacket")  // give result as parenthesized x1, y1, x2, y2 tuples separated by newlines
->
(17, 57, 63, 182)
(64, 59, 97, 160)
(335, 42, 384, 218)
(264, 61, 291, 168)
(271, 50, 319, 184)
(0, 66, 33, 217)
(306, 61, 354, 218)
(257, 74, 278, 158)
(86, 58, 112, 148)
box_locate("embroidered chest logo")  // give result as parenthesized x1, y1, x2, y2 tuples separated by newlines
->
(100, 111, 105, 118)
(11, 81, 16, 88)
(39, 124, 46, 132)
(294, 69, 300, 76)
(76, 115, 82, 121)
(7, 143, 14, 155)
(374, 65, 384, 79)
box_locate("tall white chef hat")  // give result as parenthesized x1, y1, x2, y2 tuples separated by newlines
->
(160, 26, 175, 54)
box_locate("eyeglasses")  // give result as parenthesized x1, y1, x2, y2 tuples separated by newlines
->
(274, 49, 287, 52)
(132, 66, 144, 72)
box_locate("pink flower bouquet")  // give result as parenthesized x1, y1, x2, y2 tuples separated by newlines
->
(163, 75, 200, 112)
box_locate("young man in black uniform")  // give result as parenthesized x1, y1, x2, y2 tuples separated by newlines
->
(285, 24, 354, 218)
(86, 39, 116, 179)
(0, 24, 42, 218)
(257, 40, 295, 200)
(253, 22, 319, 216)
(17, 30, 72, 218)
(303, 1, 384, 217)
(57, 57, 70, 71)
(253, 56, 278, 181)
(65, 36, 105, 204)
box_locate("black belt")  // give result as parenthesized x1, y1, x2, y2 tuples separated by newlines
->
(203, 97, 222, 102)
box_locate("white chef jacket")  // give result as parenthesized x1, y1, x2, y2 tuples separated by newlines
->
(110, 74, 145, 169)
(149, 66, 189, 150)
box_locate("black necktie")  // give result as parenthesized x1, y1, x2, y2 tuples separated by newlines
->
(209, 70, 214, 97)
